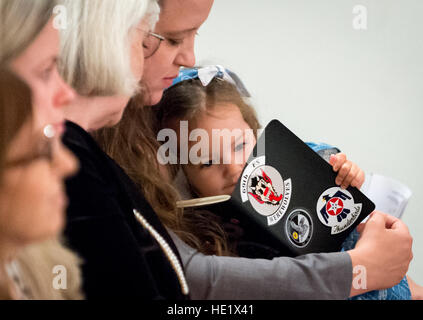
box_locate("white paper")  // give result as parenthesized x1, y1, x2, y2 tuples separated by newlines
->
(360, 173, 412, 219)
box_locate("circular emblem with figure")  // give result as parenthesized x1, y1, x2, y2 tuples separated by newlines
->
(240, 156, 292, 226)
(316, 187, 362, 235)
(285, 209, 313, 248)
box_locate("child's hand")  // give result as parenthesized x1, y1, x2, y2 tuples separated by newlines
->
(329, 153, 365, 189)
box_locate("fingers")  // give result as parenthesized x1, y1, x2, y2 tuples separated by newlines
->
(335, 161, 352, 188)
(329, 154, 336, 166)
(355, 211, 376, 234)
(351, 169, 365, 189)
(361, 210, 408, 236)
(387, 216, 409, 231)
(365, 211, 400, 232)
(340, 163, 358, 189)
(330, 153, 347, 172)
(331, 153, 365, 189)
(366, 210, 385, 227)
(370, 210, 402, 229)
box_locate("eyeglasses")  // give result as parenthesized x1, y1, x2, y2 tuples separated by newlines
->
(143, 32, 165, 59)
(5, 124, 56, 168)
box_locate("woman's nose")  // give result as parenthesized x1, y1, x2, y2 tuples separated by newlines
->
(174, 38, 196, 68)
(53, 71, 76, 109)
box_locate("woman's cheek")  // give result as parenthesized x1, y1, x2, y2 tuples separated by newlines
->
(31, 83, 52, 128)
(17, 167, 58, 241)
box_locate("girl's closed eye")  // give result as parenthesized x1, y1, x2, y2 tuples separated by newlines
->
(200, 159, 213, 169)
(234, 141, 247, 152)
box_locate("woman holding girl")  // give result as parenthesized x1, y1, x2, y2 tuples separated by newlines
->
(94, 1, 414, 298)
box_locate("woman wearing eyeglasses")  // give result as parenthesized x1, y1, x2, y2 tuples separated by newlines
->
(141, 0, 215, 106)
(0, 69, 79, 299)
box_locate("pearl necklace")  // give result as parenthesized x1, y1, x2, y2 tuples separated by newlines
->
(133, 209, 189, 296)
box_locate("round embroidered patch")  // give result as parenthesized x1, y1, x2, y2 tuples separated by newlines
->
(240, 156, 292, 226)
(285, 209, 313, 248)
(316, 187, 362, 235)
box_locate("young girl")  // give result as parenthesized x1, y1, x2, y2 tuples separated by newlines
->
(153, 65, 418, 300)
(154, 66, 364, 252)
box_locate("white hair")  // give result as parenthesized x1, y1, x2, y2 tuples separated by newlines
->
(0, 0, 57, 65)
(60, 0, 159, 97)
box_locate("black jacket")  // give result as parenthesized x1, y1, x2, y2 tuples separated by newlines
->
(63, 121, 188, 299)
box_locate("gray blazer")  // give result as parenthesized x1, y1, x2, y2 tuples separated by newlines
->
(169, 230, 352, 300)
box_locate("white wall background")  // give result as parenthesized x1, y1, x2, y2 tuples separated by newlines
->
(195, 0, 423, 284)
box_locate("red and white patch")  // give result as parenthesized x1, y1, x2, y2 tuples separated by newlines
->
(326, 198, 344, 216)
(240, 156, 292, 226)
(316, 187, 362, 235)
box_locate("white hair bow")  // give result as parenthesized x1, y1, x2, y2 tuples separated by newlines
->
(170, 65, 251, 97)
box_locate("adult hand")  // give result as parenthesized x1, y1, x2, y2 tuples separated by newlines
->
(348, 211, 413, 297)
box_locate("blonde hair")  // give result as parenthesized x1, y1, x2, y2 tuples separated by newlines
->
(60, 0, 159, 97)
(16, 238, 83, 300)
(0, 0, 57, 64)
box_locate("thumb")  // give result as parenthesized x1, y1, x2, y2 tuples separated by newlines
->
(366, 211, 386, 229)
(356, 223, 366, 234)
(370, 210, 401, 229)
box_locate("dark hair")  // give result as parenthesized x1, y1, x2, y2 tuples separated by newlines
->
(0, 67, 32, 299)
(0, 68, 33, 180)
(155, 78, 260, 137)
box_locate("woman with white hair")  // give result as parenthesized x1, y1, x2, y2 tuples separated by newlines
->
(59, 0, 189, 299)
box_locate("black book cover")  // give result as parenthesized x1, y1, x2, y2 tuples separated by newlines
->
(205, 119, 375, 257)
